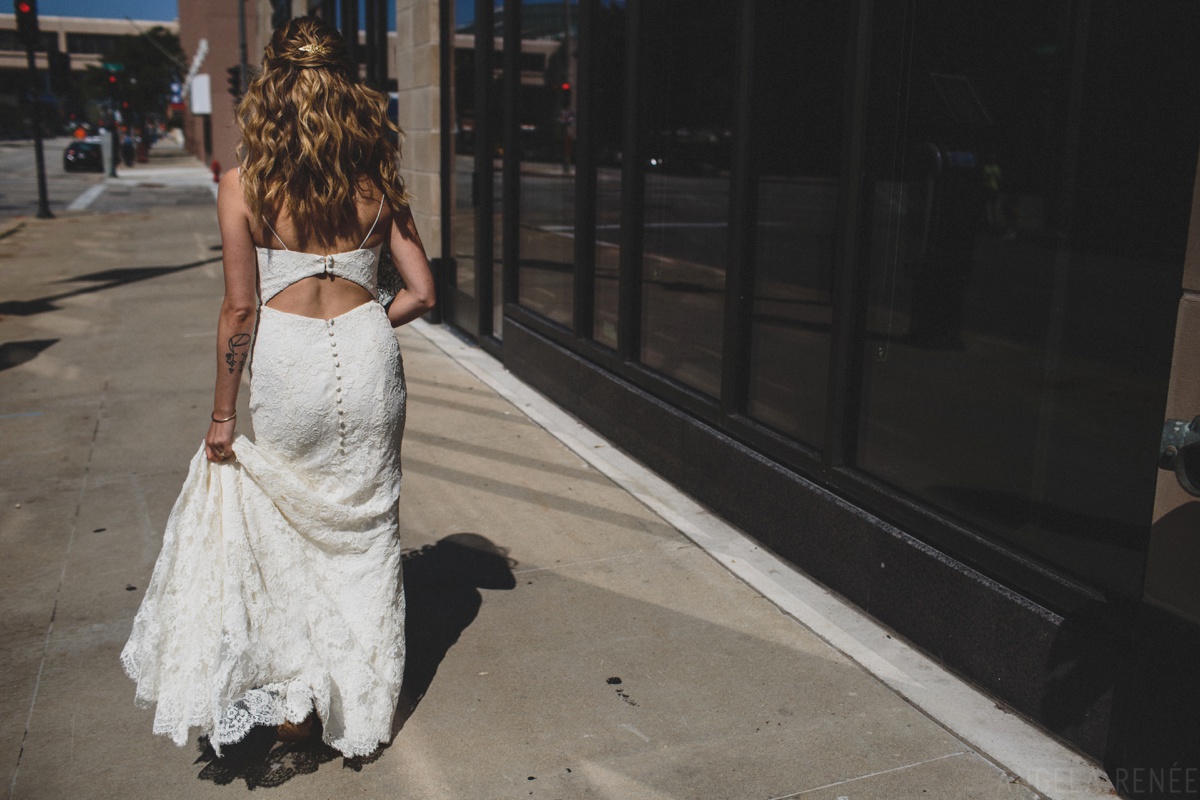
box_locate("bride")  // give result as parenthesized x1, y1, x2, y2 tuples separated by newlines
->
(121, 16, 435, 758)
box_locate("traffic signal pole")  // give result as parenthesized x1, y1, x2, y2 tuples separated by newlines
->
(237, 0, 248, 96)
(26, 46, 52, 219)
(16, 0, 52, 218)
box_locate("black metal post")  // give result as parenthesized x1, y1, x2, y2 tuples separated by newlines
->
(502, 0, 520, 310)
(364, 0, 378, 88)
(374, 0, 388, 91)
(433, 0, 453, 325)
(341, 0, 359, 71)
(572, 0, 597, 340)
(719, 0, 756, 416)
(25, 46, 52, 219)
(616, 0, 643, 361)
(238, 0, 249, 95)
(364, 0, 388, 93)
(823, 0, 874, 469)
(474, 0, 495, 339)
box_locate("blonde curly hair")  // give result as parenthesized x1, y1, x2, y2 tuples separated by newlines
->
(236, 16, 408, 247)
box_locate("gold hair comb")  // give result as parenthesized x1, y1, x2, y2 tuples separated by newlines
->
(297, 43, 328, 55)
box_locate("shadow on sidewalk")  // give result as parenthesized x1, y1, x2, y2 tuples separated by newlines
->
(0, 338, 57, 371)
(0, 255, 222, 317)
(190, 533, 516, 789)
(395, 532, 518, 728)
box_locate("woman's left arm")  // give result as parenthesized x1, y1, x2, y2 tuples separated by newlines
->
(204, 169, 260, 463)
(384, 204, 436, 328)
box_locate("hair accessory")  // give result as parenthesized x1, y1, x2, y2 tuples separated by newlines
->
(297, 43, 329, 56)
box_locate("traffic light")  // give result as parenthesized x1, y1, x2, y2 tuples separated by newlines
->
(559, 81, 571, 107)
(227, 65, 242, 100)
(14, 0, 38, 49)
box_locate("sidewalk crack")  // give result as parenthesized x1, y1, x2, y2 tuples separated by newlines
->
(9, 382, 106, 800)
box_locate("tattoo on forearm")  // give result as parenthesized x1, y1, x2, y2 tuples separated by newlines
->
(225, 333, 251, 374)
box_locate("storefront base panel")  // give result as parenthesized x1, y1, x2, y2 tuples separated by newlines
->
(503, 318, 1121, 763)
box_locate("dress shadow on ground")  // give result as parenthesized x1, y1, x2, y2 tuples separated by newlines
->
(395, 533, 518, 729)
(192, 533, 515, 789)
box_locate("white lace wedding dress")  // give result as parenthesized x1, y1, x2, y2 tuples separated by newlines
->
(121, 207, 407, 758)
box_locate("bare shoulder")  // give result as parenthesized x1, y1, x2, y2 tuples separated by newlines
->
(217, 168, 246, 206)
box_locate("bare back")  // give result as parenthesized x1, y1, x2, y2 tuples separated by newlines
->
(255, 190, 393, 320)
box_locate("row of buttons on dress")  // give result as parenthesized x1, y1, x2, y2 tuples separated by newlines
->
(327, 317, 346, 455)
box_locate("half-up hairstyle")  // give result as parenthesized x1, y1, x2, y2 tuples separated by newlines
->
(237, 16, 408, 247)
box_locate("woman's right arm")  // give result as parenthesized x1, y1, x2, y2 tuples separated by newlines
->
(205, 169, 260, 463)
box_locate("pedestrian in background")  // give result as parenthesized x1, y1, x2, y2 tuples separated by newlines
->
(121, 15, 435, 758)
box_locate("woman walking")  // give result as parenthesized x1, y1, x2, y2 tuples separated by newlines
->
(121, 16, 434, 758)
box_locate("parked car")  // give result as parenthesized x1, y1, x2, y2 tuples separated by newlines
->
(63, 140, 104, 173)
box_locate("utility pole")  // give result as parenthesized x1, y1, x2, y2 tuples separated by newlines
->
(15, 0, 52, 218)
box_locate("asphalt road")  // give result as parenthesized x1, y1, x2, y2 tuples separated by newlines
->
(0, 137, 105, 228)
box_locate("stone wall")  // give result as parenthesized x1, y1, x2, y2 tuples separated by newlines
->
(393, 0, 442, 259)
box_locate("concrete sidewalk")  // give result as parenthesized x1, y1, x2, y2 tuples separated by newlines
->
(1, 191, 1105, 799)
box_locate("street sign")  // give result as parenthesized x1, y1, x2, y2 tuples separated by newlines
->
(190, 73, 211, 115)
(102, 62, 124, 72)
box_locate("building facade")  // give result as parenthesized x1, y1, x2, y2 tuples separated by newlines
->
(407, 2, 1200, 795)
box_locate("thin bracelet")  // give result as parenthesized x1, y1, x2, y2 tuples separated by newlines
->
(211, 411, 237, 423)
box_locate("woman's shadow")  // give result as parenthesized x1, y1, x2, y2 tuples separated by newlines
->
(194, 533, 516, 788)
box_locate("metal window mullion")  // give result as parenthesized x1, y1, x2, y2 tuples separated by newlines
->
(364, 0, 378, 87)
(823, 0, 874, 470)
(435, 0, 453, 325)
(340, 0, 359, 67)
(474, 0, 495, 339)
(719, 0, 758, 417)
(616, 0, 645, 361)
(502, 0, 521, 310)
(573, 0, 599, 340)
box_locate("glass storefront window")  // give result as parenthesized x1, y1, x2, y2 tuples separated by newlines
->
(743, 0, 850, 447)
(855, 0, 1199, 596)
(636, 0, 736, 398)
(516, 0, 577, 330)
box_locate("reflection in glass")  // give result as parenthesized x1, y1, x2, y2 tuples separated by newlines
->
(855, 0, 1200, 595)
(514, 0, 577, 328)
(637, 0, 736, 397)
(493, 166, 505, 337)
(743, 0, 849, 447)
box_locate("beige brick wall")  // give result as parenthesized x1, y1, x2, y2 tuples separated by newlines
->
(394, 0, 443, 259)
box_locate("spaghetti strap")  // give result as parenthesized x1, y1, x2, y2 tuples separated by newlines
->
(359, 197, 386, 249)
(263, 217, 290, 251)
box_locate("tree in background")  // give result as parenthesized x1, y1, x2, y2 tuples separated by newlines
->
(80, 26, 184, 128)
